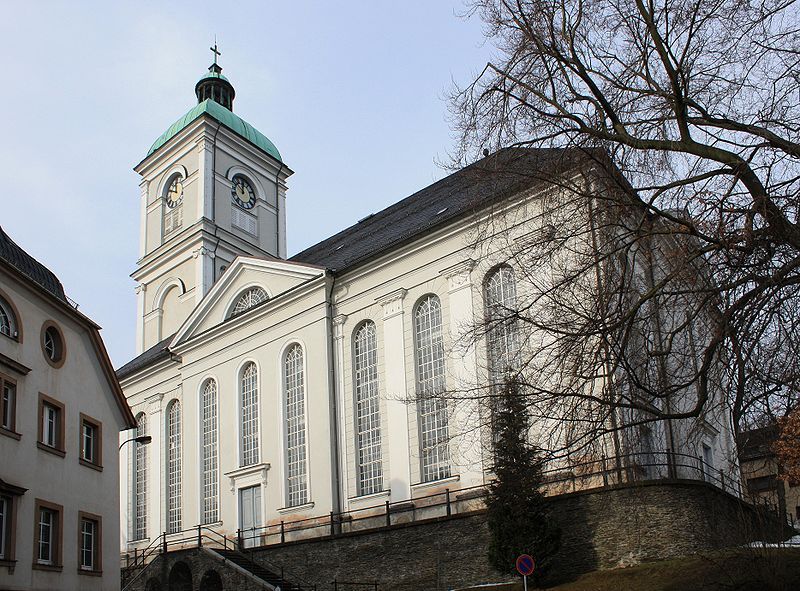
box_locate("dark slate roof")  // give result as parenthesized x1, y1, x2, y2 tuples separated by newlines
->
(0, 225, 67, 302)
(116, 333, 175, 379)
(290, 147, 582, 271)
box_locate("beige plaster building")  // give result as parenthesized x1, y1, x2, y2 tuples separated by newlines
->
(118, 59, 739, 554)
(0, 227, 136, 590)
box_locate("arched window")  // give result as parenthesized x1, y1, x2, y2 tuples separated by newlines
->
(162, 174, 184, 237)
(132, 413, 148, 541)
(485, 266, 519, 379)
(414, 295, 450, 482)
(201, 380, 219, 524)
(284, 344, 308, 506)
(230, 287, 268, 317)
(0, 295, 18, 339)
(353, 322, 383, 495)
(240, 363, 259, 466)
(166, 400, 182, 534)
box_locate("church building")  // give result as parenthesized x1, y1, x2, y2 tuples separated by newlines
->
(117, 55, 738, 553)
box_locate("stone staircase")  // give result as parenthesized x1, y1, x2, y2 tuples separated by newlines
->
(212, 547, 316, 590)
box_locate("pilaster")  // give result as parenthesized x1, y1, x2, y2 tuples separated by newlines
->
(197, 139, 214, 220)
(193, 246, 215, 304)
(135, 283, 146, 354)
(440, 260, 484, 486)
(332, 314, 350, 508)
(139, 180, 150, 260)
(377, 289, 412, 501)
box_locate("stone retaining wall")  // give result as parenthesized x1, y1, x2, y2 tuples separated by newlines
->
(124, 480, 788, 591)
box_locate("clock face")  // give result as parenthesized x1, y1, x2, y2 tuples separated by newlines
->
(232, 176, 256, 209)
(165, 177, 184, 209)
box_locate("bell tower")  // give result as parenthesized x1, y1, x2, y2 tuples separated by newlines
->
(131, 47, 292, 353)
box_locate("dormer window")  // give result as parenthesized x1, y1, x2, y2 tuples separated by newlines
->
(230, 287, 268, 317)
(163, 174, 184, 237)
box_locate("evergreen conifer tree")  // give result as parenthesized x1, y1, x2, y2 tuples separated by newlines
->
(486, 379, 560, 578)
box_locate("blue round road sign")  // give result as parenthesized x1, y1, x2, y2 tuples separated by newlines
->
(516, 554, 535, 576)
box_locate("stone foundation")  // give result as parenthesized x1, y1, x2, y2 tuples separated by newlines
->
(124, 480, 788, 591)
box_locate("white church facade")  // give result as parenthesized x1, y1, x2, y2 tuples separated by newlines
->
(118, 58, 738, 551)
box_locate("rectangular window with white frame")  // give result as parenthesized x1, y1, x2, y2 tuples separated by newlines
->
(79, 414, 102, 469)
(78, 512, 101, 573)
(37, 394, 65, 456)
(0, 375, 16, 435)
(0, 495, 8, 561)
(33, 499, 62, 569)
(0, 480, 24, 564)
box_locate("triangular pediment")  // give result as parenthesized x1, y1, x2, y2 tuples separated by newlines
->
(170, 256, 324, 347)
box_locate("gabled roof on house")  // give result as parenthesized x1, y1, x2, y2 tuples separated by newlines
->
(0, 226, 67, 302)
(289, 147, 583, 272)
(0, 225, 135, 428)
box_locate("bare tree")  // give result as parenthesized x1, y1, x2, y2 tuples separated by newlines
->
(445, 0, 800, 466)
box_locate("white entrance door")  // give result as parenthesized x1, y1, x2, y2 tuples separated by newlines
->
(239, 485, 262, 548)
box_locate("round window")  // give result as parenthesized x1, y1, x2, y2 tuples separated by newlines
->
(41, 323, 65, 366)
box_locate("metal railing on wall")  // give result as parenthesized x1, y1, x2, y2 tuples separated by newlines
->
(121, 449, 742, 585)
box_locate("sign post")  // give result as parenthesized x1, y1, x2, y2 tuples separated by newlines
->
(515, 554, 535, 591)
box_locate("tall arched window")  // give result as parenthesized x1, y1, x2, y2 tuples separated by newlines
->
(132, 413, 147, 541)
(240, 363, 260, 467)
(414, 295, 451, 482)
(201, 380, 219, 524)
(230, 287, 268, 318)
(485, 266, 519, 379)
(353, 322, 383, 495)
(284, 344, 308, 506)
(166, 400, 182, 534)
(0, 295, 17, 339)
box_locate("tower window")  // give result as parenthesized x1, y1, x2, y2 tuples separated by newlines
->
(163, 174, 184, 237)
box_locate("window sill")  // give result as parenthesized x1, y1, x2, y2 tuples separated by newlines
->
(411, 474, 460, 491)
(277, 501, 315, 514)
(37, 441, 66, 458)
(78, 567, 103, 576)
(32, 562, 63, 572)
(348, 489, 391, 503)
(79, 458, 103, 472)
(0, 426, 21, 440)
(0, 558, 17, 573)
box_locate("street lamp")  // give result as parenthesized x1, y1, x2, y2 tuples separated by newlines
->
(119, 435, 152, 450)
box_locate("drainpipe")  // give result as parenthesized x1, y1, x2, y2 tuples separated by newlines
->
(324, 271, 342, 517)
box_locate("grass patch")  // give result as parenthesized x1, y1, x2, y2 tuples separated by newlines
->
(455, 548, 800, 591)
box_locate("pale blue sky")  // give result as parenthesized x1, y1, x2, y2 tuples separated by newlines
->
(0, 1, 493, 366)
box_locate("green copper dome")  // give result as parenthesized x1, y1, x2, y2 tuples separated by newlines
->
(147, 99, 282, 162)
